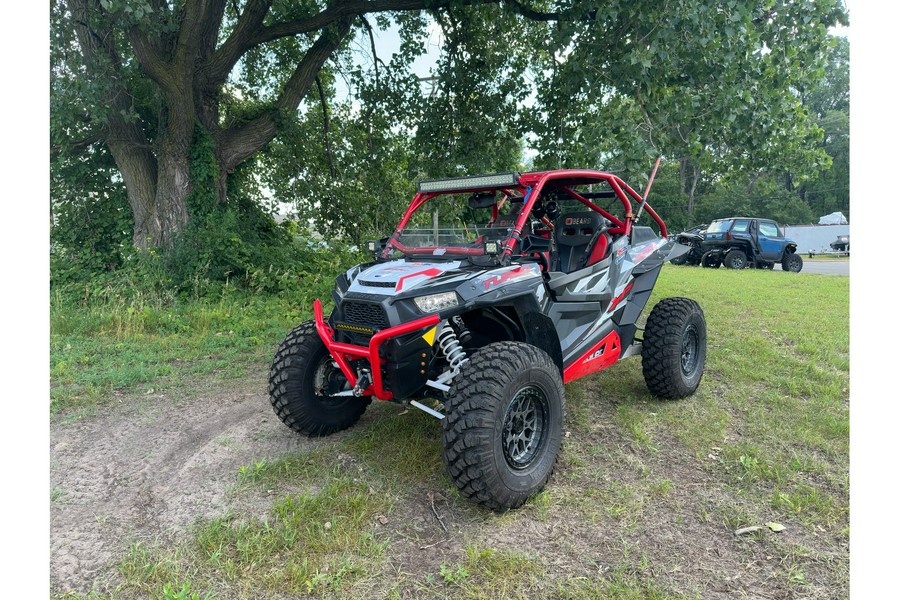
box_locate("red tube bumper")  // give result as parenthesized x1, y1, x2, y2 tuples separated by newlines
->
(312, 299, 440, 400)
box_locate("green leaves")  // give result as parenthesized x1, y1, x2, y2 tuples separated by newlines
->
(51, 0, 849, 284)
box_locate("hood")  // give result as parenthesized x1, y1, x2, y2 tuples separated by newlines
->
(346, 260, 470, 296)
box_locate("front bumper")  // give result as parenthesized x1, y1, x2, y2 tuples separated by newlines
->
(312, 299, 440, 400)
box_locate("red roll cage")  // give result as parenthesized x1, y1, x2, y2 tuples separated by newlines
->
(381, 165, 666, 261)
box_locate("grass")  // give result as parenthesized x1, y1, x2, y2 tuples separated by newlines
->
(51, 266, 849, 599)
(50, 286, 311, 413)
(109, 467, 392, 599)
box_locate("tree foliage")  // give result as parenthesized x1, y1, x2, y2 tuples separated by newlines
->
(50, 0, 849, 291)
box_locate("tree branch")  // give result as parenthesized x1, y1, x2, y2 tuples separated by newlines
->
(359, 15, 381, 90)
(504, 0, 559, 21)
(128, 26, 175, 89)
(202, 0, 273, 87)
(51, 130, 104, 155)
(219, 18, 353, 171)
(175, 0, 225, 67)
(204, 0, 560, 96)
(315, 76, 336, 178)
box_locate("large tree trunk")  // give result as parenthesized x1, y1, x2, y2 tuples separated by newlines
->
(151, 151, 193, 248)
(68, 0, 387, 250)
(107, 139, 159, 249)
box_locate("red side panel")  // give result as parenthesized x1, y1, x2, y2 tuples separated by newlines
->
(563, 331, 622, 383)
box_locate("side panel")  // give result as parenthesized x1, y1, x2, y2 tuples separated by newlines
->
(551, 236, 667, 369)
(614, 265, 662, 350)
(547, 301, 608, 366)
(563, 330, 621, 383)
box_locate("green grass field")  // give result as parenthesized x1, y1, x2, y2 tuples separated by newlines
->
(51, 266, 849, 599)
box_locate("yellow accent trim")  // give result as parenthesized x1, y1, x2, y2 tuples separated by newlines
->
(422, 327, 437, 346)
(334, 323, 374, 334)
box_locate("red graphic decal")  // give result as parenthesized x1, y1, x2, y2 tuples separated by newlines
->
(563, 331, 622, 383)
(395, 268, 442, 291)
(633, 239, 662, 263)
(483, 265, 535, 289)
(607, 282, 634, 313)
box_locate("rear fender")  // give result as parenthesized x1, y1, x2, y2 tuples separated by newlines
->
(666, 243, 691, 263)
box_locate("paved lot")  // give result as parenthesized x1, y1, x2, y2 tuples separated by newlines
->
(784, 259, 849, 276)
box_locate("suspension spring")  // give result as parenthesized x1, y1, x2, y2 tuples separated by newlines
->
(438, 323, 468, 374)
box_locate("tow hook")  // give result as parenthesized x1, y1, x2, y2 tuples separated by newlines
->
(353, 369, 372, 396)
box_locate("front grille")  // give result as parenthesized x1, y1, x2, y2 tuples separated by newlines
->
(358, 279, 397, 288)
(342, 301, 389, 330)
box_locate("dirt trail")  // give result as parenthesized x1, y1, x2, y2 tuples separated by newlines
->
(51, 370, 847, 599)
(50, 372, 308, 594)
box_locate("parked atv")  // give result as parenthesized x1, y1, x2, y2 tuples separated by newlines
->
(669, 224, 707, 266)
(269, 168, 707, 510)
(700, 217, 802, 272)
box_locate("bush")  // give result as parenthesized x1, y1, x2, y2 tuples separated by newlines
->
(50, 125, 367, 306)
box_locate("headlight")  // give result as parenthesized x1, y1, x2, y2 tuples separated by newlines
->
(413, 291, 459, 313)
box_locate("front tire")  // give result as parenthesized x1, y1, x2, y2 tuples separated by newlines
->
(442, 342, 565, 511)
(781, 252, 803, 273)
(269, 321, 371, 436)
(642, 298, 707, 399)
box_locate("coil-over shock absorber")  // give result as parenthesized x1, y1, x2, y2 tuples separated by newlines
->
(438, 320, 469, 375)
(423, 317, 472, 394)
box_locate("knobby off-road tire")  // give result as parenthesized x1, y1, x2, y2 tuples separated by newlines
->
(724, 249, 747, 270)
(269, 321, 371, 437)
(642, 298, 707, 399)
(442, 342, 565, 511)
(700, 251, 721, 268)
(781, 252, 803, 273)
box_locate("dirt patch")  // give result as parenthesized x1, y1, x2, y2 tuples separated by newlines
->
(50, 370, 847, 599)
(50, 372, 310, 594)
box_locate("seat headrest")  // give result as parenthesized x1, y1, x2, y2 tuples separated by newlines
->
(555, 212, 607, 246)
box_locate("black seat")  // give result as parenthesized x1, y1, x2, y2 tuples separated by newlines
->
(487, 208, 532, 240)
(553, 211, 610, 273)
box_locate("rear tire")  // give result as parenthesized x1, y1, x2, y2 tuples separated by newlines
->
(642, 298, 707, 399)
(724, 250, 747, 269)
(781, 252, 803, 273)
(442, 342, 565, 511)
(700, 251, 721, 268)
(269, 321, 371, 436)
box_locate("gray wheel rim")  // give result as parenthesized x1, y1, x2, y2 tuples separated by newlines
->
(681, 324, 700, 376)
(313, 356, 352, 405)
(502, 385, 548, 469)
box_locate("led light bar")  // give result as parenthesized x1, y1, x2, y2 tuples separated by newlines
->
(417, 172, 520, 193)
